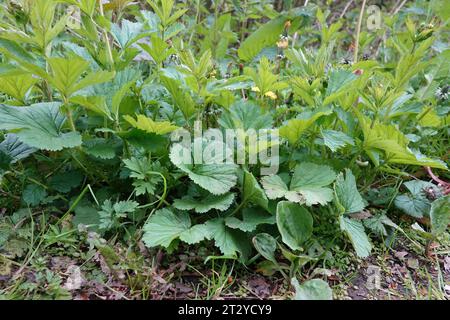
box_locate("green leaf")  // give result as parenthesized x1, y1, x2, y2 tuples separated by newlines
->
(289, 163, 336, 206)
(339, 216, 372, 258)
(321, 129, 354, 152)
(430, 196, 450, 236)
(49, 170, 83, 193)
(358, 113, 447, 169)
(280, 108, 332, 145)
(323, 69, 357, 105)
(47, 57, 88, 97)
(394, 180, 437, 218)
(73, 204, 100, 231)
(123, 157, 162, 196)
(241, 170, 268, 210)
(0, 102, 82, 151)
(123, 114, 179, 135)
(178, 224, 211, 244)
(262, 163, 336, 206)
(0, 134, 36, 169)
(142, 208, 190, 247)
(83, 138, 117, 159)
(244, 56, 287, 95)
(142, 208, 209, 248)
(0, 74, 38, 103)
(334, 169, 366, 214)
(261, 174, 289, 199)
(111, 80, 135, 119)
(99, 199, 139, 230)
(72, 70, 115, 94)
(139, 35, 175, 65)
(70, 96, 111, 119)
(225, 208, 275, 232)
(170, 139, 238, 195)
(22, 184, 47, 207)
(276, 201, 313, 251)
(47, 57, 114, 98)
(0, 38, 34, 62)
(160, 73, 196, 120)
(174, 162, 237, 195)
(253, 233, 277, 264)
(204, 218, 250, 258)
(218, 100, 272, 131)
(238, 16, 287, 62)
(292, 278, 333, 300)
(173, 193, 235, 213)
(111, 19, 147, 49)
(63, 0, 97, 16)
(364, 213, 397, 237)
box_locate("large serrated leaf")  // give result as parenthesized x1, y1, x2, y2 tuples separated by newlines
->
(0, 134, 36, 168)
(339, 216, 372, 258)
(170, 139, 238, 195)
(262, 163, 336, 206)
(204, 218, 250, 259)
(142, 208, 210, 248)
(0, 102, 82, 151)
(123, 114, 179, 135)
(334, 169, 366, 214)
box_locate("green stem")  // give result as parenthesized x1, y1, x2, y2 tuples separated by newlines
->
(98, 3, 115, 71)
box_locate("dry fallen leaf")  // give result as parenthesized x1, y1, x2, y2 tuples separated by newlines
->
(394, 251, 408, 260)
(444, 256, 450, 273)
(64, 265, 83, 291)
(406, 258, 419, 269)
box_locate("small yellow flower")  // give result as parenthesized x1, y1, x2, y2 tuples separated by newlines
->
(264, 91, 277, 100)
(251, 86, 261, 92)
(277, 37, 289, 49)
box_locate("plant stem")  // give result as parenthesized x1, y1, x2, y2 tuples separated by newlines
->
(98, 2, 115, 71)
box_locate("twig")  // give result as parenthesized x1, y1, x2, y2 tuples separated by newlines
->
(391, 0, 408, 15)
(339, 0, 354, 19)
(354, 0, 367, 63)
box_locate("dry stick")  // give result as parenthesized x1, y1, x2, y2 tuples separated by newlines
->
(390, 0, 402, 14)
(391, 0, 408, 15)
(353, 0, 367, 63)
(339, 0, 354, 19)
(374, 0, 409, 61)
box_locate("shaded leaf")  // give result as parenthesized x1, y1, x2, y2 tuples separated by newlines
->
(22, 184, 47, 207)
(339, 216, 372, 258)
(173, 193, 235, 213)
(292, 278, 332, 300)
(253, 233, 277, 264)
(334, 169, 366, 214)
(276, 201, 313, 251)
(430, 196, 450, 236)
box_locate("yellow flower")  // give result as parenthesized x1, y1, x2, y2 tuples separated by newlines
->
(264, 91, 277, 100)
(277, 38, 289, 49)
(251, 86, 261, 92)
